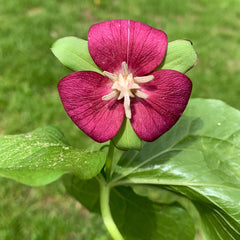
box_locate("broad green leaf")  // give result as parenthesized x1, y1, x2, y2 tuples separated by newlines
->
(51, 36, 102, 73)
(0, 126, 105, 186)
(195, 203, 240, 240)
(112, 118, 142, 151)
(63, 174, 195, 240)
(157, 39, 198, 73)
(63, 174, 101, 213)
(111, 186, 195, 240)
(113, 98, 240, 240)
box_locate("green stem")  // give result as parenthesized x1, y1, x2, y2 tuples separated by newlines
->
(98, 175, 124, 240)
(105, 140, 115, 182)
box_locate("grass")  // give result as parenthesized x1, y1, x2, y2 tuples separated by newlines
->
(0, 0, 239, 239)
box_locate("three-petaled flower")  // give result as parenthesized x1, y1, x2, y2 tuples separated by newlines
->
(58, 20, 192, 142)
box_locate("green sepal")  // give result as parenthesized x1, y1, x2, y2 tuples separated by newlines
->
(112, 118, 142, 151)
(51, 36, 102, 73)
(157, 39, 198, 73)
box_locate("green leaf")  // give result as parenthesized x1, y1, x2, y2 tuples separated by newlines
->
(0, 126, 105, 186)
(113, 98, 240, 240)
(195, 203, 240, 240)
(63, 174, 101, 213)
(157, 39, 198, 73)
(112, 118, 142, 151)
(51, 36, 102, 73)
(63, 175, 195, 240)
(111, 187, 195, 240)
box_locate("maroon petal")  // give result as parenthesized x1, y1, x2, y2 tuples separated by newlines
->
(88, 19, 167, 76)
(130, 70, 192, 141)
(58, 71, 124, 142)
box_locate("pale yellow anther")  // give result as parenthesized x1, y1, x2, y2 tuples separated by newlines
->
(103, 71, 118, 81)
(134, 75, 154, 83)
(118, 92, 124, 100)
(102, 90, 118, 100)
(135, 90, 148, 99)
(122, 61, 129, 76)
(102, 62, 154, 119)
(131, 83, 141, 89)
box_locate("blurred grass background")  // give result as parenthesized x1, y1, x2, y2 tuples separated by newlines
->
(0, 0, 239, 239)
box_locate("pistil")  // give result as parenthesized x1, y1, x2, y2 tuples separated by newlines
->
(102, 62, 154, 119)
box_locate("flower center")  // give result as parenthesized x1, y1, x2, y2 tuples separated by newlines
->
(102, 62, 154, 119)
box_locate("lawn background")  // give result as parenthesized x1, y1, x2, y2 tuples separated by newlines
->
(0, 0, 240, 239)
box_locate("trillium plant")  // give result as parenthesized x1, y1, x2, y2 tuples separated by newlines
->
(1, 20, 240, 240)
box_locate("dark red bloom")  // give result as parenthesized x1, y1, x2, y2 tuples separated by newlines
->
(58, 20, 192, 142)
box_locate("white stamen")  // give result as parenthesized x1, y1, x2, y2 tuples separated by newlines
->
(122, 61, 129, 76)
(131, 83, 141, 89)
(102, 62, 154, 119)
(103, 71, 118, 81)
(129, 91, 135, 97)
(118, 92, 124, 100)
(135, 90, 148, 99)
(102, 90, 118, 100)
(126, 73, 133, 86)
(124, 94, 131, 119)
(134, 75, 154, 83)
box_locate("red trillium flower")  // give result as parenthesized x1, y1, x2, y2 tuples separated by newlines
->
(58, 20, 192, 142)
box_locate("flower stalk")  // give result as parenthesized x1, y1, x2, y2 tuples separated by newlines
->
(98, 175, 124, 240)
(105, 140, 115, 182)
